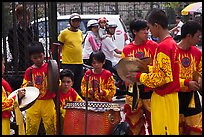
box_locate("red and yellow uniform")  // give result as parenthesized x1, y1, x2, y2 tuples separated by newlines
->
(81, 69, 116, 102)
(135, 36, 180, 135)
(22, 63, 56, 135)
(59, 87, 83, 118)
(177, 46, 202, 135)
(121, 40, 158, 135)
(2, 78, 16, 135)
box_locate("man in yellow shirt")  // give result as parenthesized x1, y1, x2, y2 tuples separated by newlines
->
(58, 13, 84, 96)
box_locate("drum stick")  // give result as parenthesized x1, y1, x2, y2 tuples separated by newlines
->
(30, 68, 33, 83)
(85, 74, 89, 135)
(132, 82, 139, 111)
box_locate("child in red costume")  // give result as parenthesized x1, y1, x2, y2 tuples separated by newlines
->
(126, 9, 180, 135)
(121, 19, 158, 135)
(177, 20, 202, 135)
(21, 41, 56, 135)
(58, 69, 84, 134)
(2, 54, 25, 135)
(81, 51, 116, 102)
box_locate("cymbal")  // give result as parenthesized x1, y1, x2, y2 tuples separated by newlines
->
(193, 71, 202, 92)
(8, 87, 40, 111)
(117, 57, 152, 84)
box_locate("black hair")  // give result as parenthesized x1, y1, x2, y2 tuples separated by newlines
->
(60, 69, 74, 81)
(180, 20, 202, 39)
(176, 16, 181, 20)
(129, 19, 147, 39)
(89, 51, 105, 64)
(146, 8, 168, 29)
(28, 41, 44, 55)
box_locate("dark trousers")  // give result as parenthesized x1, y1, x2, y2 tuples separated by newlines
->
(179, 91, 202, 117)
(61, 64, 84, 96)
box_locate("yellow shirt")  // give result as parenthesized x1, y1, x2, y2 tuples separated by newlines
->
(58, 28, 83, 64)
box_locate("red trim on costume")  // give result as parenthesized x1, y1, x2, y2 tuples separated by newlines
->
(101, 90, 106, 96)
(136, 72, 142, 82)
(139, 125, 146, 135)
(184, 79, 190, 87)
(123, 104, 141, 116)
(185, 125, 202, 134)
(124, 116, 145, 128)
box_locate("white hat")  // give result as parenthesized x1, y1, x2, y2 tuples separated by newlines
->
(87, 20, 98, 28)
(69, 13, 81, 20)
(107, 21, 117, 28)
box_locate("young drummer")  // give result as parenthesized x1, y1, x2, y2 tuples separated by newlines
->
(81, 51, 116, 102)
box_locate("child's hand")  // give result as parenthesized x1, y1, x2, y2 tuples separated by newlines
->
(106, 34, 112, 37)
(27, 81, 34, 87)
(89, 89, 94, 95)
(97, 90, 104, 96)
(17, 89, 26, 100)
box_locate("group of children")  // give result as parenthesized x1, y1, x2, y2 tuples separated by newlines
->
(2, 39, 117, 135)
(2, 9, 202, 135)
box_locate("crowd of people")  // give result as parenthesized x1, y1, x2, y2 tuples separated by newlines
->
(2, 4, 202, 135)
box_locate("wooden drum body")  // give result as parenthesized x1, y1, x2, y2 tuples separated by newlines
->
(63, 101, 121, 135)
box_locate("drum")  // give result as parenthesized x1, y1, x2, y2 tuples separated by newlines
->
(8, 87, 40, 111)
(63, 101, 121, 135)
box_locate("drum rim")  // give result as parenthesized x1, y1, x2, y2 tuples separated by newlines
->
(63, 101, 121, 112)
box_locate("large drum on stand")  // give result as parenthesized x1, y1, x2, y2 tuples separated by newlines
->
(63, 101, 121, 135)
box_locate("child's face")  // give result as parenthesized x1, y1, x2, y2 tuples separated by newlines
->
(134, 27, 149, 42)
(99, 22, 106, 28)
(61, 76, 73, 91)
(31, 53, 45, 67)
(91, 58, 104, 73)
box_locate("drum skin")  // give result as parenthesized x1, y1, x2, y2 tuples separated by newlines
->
(63, 108, 121, 135)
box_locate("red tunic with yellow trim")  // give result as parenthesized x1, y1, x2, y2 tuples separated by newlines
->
(121, 40, 158, 93)
(178, 46, 202, 92)
(81, 69, 116, 102)
(136, 36, 180, 96)
(22, 63, 55, 99)
(59, 87, 84, 108)
(121, 40, 158, 60)
(2, 78, 16, 118)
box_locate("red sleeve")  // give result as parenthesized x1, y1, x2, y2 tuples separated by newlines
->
(2, 78, 12, 93)
(24, 67, 32, 81)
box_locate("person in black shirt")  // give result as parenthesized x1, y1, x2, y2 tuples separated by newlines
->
(8, 4, 37, 71)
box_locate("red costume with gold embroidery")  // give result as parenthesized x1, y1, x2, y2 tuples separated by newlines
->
(121, 40, 158, 135)
(22, 63, 55, 99)
(2, 78, 17, 135)
(2, 78, 14, 118)
(135, 36, 180, 135)
(177, 46, 202, 135)
(81, 69, 116, 102)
